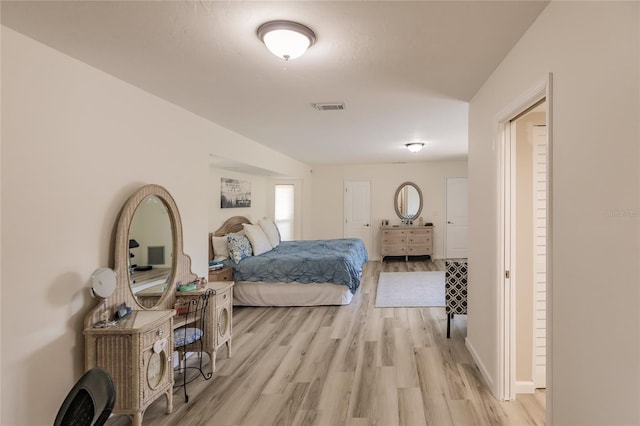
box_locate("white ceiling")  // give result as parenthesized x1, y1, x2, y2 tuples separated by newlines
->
(2, 1, 548, 167)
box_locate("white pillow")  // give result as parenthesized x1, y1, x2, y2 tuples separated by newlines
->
(259, 218, 280, 248)
(211, 236, 229, 261)
(242, 223, 273, 256)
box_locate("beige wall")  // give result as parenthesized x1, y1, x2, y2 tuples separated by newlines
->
(468, 2, 639, 424)
(309, 161, 467, 260)
(1, 27, 311, 425)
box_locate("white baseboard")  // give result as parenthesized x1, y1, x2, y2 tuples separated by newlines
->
(465, 337, 494, 394)
(515, 381, 535, 394)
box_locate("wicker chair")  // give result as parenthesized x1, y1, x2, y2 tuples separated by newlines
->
(173, 288, 215, 402)
(54, 367, 115, 426)
(445, 259, 468, 338)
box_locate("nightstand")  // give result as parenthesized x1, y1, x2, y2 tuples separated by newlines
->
(208, 266, 233, 282)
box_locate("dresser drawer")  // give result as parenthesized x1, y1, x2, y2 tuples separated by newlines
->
(408, 235, 430, 244)
(407, 245, 432, 255)
(381, 245, 407, 255)
(215, 288, 232, 305)
(382, 235, 407, 245)
(408, 228, 431, 236)
(142, 322, 171, 348)
(382, 229, 407, 237)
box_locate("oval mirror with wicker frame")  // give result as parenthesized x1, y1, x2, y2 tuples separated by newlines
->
(85, 184, 196, 328)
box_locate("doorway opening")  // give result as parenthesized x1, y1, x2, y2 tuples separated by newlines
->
(511, 101, 547, 394)
(496, 75, 552, 411)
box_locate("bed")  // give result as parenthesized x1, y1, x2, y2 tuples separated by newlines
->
(209, 216, 368, 306)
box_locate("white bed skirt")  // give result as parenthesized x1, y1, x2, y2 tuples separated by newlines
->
(233, 281, 354, 306)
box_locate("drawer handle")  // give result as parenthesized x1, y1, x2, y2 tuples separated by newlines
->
(157, 329, 164, 337)
(223, 294, 228, 299)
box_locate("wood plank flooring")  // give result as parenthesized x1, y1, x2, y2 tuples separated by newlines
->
(107, 259, 545, 425)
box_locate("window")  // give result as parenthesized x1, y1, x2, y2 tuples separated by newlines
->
(274, 184, 294, 241)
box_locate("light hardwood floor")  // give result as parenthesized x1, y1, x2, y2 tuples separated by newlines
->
(108, 259, 545, 425)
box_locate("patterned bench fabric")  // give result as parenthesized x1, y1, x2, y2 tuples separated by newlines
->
(445, 260, 468, 315)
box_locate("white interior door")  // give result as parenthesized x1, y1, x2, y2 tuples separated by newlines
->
(446, 177, 469, 258)
(344, 180, 372, 256)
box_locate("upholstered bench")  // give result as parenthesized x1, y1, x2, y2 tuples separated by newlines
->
(445, 259, 468, 338)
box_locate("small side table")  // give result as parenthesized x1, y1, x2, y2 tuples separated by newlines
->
(208, 266, 233, 282)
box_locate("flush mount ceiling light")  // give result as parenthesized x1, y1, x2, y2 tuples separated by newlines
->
(257, 20, 316, 61)
(405, 143, 425, 153)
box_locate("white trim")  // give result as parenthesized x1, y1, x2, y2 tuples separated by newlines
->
(544, 74, 554, 426)
(515, 381, 536, 395)
(465, 337, 494, 393)
(494, 115, 506, 400)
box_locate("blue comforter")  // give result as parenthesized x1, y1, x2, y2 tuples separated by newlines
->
(228, 238, 368, 293)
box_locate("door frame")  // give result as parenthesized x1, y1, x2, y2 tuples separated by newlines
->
(494, 74, 553, 410)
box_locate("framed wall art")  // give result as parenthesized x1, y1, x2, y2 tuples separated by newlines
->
(221, 178, 251, 208)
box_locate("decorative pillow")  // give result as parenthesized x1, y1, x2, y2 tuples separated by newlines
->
(259, 218, 281, 248)
(227, 234, 252, 264)
(211, 236, 229, 261)
(242, 223, 273, 255)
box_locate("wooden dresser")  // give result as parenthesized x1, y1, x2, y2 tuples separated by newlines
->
(380, 225, 433, 261)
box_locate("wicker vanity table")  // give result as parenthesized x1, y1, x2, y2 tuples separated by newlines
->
(84, 184, 201, 425)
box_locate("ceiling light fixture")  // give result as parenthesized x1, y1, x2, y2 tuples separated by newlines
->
(405, 143, 424, 153)
(257, 20, 316, 61)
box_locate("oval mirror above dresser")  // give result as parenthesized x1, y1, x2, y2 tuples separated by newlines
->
(394, 181, 423, 221)
(112, 184, 195, 310)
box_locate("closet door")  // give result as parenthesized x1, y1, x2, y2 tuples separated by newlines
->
(344, 180, 372, 255)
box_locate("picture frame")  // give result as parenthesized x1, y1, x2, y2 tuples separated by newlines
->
(221, 178, 251, 208)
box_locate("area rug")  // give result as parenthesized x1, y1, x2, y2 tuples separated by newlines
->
(375, 271, 445, 308)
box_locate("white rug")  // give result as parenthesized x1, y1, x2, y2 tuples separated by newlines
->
(375, 271, 445, 308)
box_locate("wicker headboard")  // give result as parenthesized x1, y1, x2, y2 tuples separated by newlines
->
(209, 216, 252, 260)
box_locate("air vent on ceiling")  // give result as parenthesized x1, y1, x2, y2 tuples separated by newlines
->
(314, 102, 346, 111)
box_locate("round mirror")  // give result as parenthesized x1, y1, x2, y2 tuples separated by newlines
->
(394, 182, 423, 221)
(128, 195, 174, 308)
(90, 267, 117, 299)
